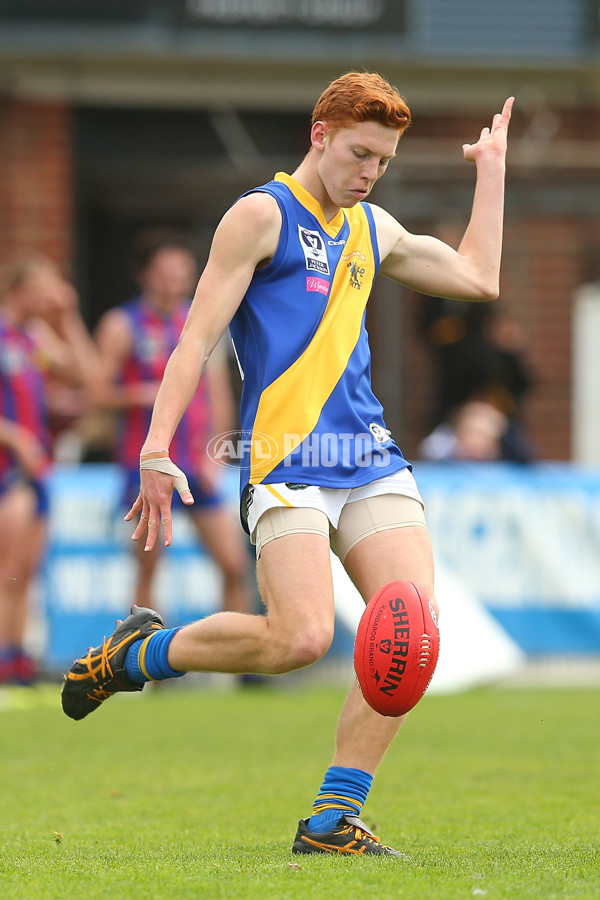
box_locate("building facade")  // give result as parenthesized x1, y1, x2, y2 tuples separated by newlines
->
(2, 0, 600, 460)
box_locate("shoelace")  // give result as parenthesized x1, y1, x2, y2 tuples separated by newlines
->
(83, 636, 117, 682)
(86, 685, 116, 704)
(340, 824, 381, 845)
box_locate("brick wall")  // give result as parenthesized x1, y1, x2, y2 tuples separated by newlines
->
(0, 99, 73, 272)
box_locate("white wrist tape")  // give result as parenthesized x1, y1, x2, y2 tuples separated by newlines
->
(139, 456, 190, 497)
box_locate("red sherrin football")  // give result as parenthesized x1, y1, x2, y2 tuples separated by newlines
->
(354, 580, 440, 717)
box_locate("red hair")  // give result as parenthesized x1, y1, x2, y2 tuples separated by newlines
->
(311, 71, 411, 136)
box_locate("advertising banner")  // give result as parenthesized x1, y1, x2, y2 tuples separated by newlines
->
(42, 462, 600, 668)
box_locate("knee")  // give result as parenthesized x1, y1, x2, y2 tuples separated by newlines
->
(269, 627, 334, 674)
(221, 556, 248, 585)
(407, 581, 438, 622)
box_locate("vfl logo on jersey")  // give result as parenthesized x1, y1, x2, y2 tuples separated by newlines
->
(298, 226, 330, 275)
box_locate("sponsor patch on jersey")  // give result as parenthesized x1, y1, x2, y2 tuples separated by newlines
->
(298, 225, 330, 275)
(306, 276, 330, 296)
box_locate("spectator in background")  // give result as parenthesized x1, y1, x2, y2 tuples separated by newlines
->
(419, 289, 536, 463)
(94, 228, 252, 621)
(0, 254, 103, 684)
(418, 400, 508, 462)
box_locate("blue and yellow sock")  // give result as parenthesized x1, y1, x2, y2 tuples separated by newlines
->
(125, 627, 185, 684)
(307, 765, 373, 834)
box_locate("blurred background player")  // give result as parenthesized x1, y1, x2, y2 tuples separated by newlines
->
(0, 254, 103, 684)
(418, 399, 508, 462)
(94, 228, 252, 620)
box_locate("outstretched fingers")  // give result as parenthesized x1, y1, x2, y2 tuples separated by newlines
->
(128, 502, 168, 551)
(125, 493, 161, 549)
(124, 492, 143, 523)
(493, 96, 515, 132)
(128, 503, 151, 545)
(126, 490, 173, 551)
(462, 96, 515, 161)
(143, 511, 163, 552)
(124, 465, 194, 551)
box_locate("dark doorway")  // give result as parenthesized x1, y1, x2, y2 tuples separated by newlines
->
(73, 104, 307, 326)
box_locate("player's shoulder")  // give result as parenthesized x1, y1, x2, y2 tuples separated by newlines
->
(98, 304, 134, 330)
(366, 203, 406, 259)
(214, 190, 282, 261)
(366, 202, 402, 231)
(227, 190, 282, 229)
(95, 303, 136, 351)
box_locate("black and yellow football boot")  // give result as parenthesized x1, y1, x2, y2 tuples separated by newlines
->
(61, 605, 163, 720)
(292, 814, 406, 857)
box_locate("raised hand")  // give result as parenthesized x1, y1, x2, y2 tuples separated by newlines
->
(462, 96, 514, 163)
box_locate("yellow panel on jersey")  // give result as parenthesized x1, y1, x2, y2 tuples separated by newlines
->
(249, 199, 375, 482)
(275, 172, 346, 238)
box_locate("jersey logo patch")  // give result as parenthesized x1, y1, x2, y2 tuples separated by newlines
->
(369, 422, 392, 444)
(306, 276, 330, 296)
(298, 226, 330, 275)
(347, 260, 366, 289)
(343, 249, 367, 290)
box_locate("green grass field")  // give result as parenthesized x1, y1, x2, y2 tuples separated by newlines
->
(0, 680, 597, 900)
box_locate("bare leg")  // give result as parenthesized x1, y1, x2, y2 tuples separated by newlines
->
(132, 538, 161, 611)
(7, 516, 46, 646)
(167, 532, 335, 675)
(332, 526, 436, 773)
(0, 484, 40, 649)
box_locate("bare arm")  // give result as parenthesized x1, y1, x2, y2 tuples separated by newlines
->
(0, 416, 47, 478)
(28, 279, 107, 402)
(129, 191, 282, 550)
(376, 97, 514, 301)
(205, 339, 236, 438)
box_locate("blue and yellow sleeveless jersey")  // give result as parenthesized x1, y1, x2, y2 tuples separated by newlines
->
(229, 172, 409, 501)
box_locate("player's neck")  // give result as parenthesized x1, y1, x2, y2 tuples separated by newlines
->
(143, 293, 180, 315)
(291, 159, 340, 223)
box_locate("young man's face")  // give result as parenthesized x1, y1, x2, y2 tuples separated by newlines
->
(139, 247, 197, 304)
(316, 119, 399, 208)
(16, 267, 72, 320)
